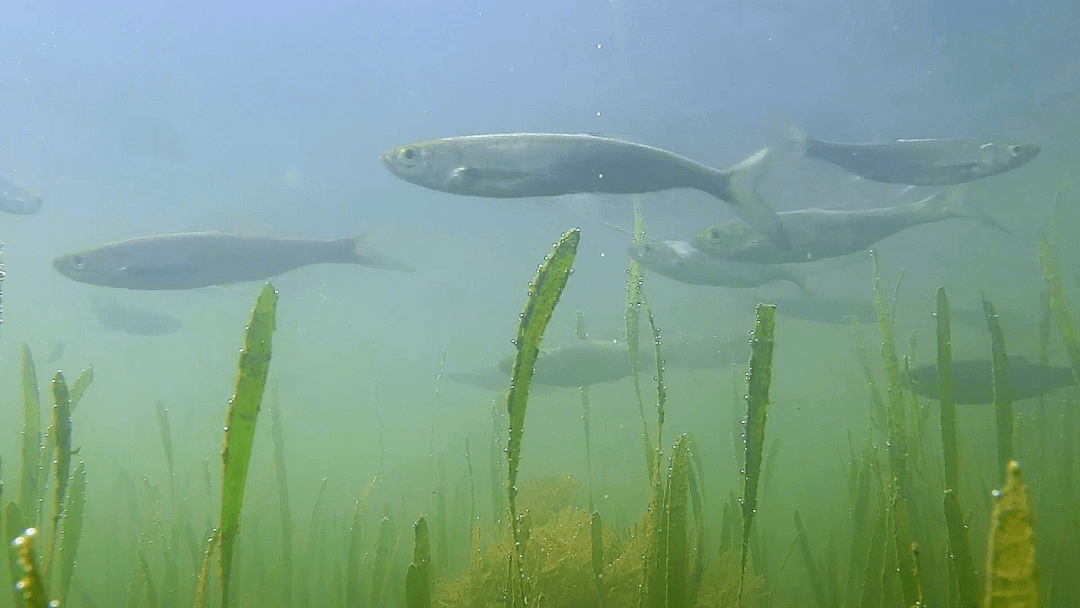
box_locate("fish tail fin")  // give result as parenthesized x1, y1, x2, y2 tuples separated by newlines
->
(783, 267, 812, 297)
(723, 147, 792, 249)
(931, 185, 1013, 235)
(341, 237, 416, 272)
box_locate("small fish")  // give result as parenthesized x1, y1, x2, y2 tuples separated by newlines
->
(905, 356, 1075, 404)
(381, 133, 790, 248)
(773, 297, 878, 325)
(0, 173, 43, 215)
(693, 186, 1010, 263)
(792, 129, 1039, 185)
(489, 335, 746, 388)
(53, 232, 414, 290)
(627, 240, 809, 293)
(90, 299, 183, 336)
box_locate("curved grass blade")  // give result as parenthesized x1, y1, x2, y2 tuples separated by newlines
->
(1037, 233, 1080, 380)
(739, 303, 776, 604)
(665, 434, 690, 608)
(793, 510, 827, 608)
(626, 197, 655, 481)
(45, 371, 73, 579)
(936, 287, 960, 492)
(193, 529, 219, 608)
(57, 461, 85, 605)
(406, 516, 432, 608)
(18, 344, 41, 523)
(68, 367, 94, 414)
(5, 502, 27, 608)
(505, 228, 580, 607)
(219, 282, 278, 608)
(982, 295, 1013, 483)
(985, 461, 1038, 608)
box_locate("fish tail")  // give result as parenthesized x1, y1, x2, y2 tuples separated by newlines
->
(722, 147, 792, 249)
(931, 185, 1013, 235)
(340, 237, 416, 272)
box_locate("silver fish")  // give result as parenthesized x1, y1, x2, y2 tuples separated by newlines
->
(381, 133, 790, 248)
(90, 299, 183, 336)
(0, 173, 43, 215)
(627, 240, 808, 293)
(53, 232, 414, 290)
(693, 186, 1010, 263)
(795, 130, 1039, 185)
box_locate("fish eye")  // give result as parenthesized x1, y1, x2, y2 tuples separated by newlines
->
(1008, 145, 1021, 157)
(708, 228, 722, 240)
(70, 255, 85, 271)
(398, 147, 418, 164)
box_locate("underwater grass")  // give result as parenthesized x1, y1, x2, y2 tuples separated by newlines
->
(985, 461, 1038, 608)
(44, 371, 73, 581)
(575, 311, 596, 512)
(11, 528, 49, 608)
(739, 303, 776, 604)
(57, 460, 86, 606)
(589, 511, 603, 607)
(944, 490, 979, 608)
(626, 196, 655, 481)
(664, 434, 690, 608)
(1036, 233, 1080, 382)
(982, 295, 1013, 483)
(18, 344, 41, 525)
(406, 516, 432, 608)
(871, 251, 909, 489)
(935, 287, 960, 493)
(218, 282, 279, 608)
(504, 227, 580, 606)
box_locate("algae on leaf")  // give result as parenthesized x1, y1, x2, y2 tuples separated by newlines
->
(504, 228, 580, 607)
(218, 282, 279, 608)
(11, 527, 50, 608)
(985, 461, 1038, 608)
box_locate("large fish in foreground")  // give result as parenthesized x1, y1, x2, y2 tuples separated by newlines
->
(793, 130, 1039, 185)
(381, 133, 790, 248)
(627, 240, 809, 293)
(53, 232, 414, 290)
(692, 186, 1009, 263)
(0, 173, 43, 215)
(906, 357, 1075, 404)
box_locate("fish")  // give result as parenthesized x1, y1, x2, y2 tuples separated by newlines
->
(484, 336, 747, 389)
(0, 173, 43, 215)
(692, 186, 1010, 263)
(90, 299, 183, 336)
(381, 133, 790, 248)
(627, 240, 809, 293)
(53, 231, 414, 290)
(772, 297, 877, 325)
(905, 356, 1075, 404)
(792, 129, 1039, 185)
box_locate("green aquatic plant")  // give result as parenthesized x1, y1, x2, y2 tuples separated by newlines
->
(576, 311, 596, 512)
(982, 295, 1013, 483)
(943, 490, 979, 608)
(406, 516, 432, 608)
(218, 282, 278, 608)
(45, 371, 73, 580)
(1037, 233, 1080, 381)
(504, 227, 580, 606)
(871, 251, 909, 489)
(936, 287, 960, 493)
(57, 460, 86, 605)
(11, 527, 49, 608)
(985, 461, 1038, 608)
(738, 303, 776, 605)
(626, 196, 655, 480)
(18, 345, 41, 525)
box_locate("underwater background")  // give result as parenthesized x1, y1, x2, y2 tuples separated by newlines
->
(1, 0, 1079, 606)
